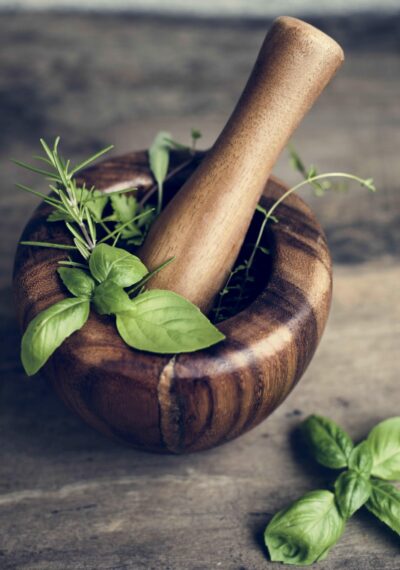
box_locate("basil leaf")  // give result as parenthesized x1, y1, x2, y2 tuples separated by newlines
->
(93, 280, 132, 315)
(302, 415, 354, 469)
(265, 490, 345, 566)
(367, 417, 400, 480)
(348, 441, 373, 477)
(116, 289, 225, 353)
(21, 297, 90, 376)
(366, 478, 400, 535)
(89, 243, 147, 287)
(334, 470, 372, 519)
(149, 131, 171, 189)
(57, 267, 95, 298)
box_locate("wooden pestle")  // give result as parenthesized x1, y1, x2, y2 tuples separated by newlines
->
(139, 16, 344, 313)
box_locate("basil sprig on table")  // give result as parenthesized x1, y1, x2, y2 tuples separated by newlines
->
(21, 244, 224, 375)
(265, 415, 400, 566)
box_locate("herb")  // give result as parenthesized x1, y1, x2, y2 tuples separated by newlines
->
(116, 289, 225, 353)
(15, 134, 375, 373)
(365, 478, 400, 535)
(264, 415, 400, 566)
(302, 414, 354, 469)
(366, 417, 400, 480)
(334, 470, 371, 519)
(21, 297, 90, 376)
(58, 267, 95, 298)
(16, 137, 225, 375)
(148, 131, 171, 215)
(89, 243, 147, 288)
(211, 149, 376, 323)
(265, 490, 345, 566)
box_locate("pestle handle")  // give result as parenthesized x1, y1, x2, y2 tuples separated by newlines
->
(139, 17, 344, 313)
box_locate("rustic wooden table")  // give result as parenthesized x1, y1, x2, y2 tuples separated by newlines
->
(0, 12, 399, 570)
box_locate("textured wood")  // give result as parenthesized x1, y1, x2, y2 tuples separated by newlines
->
(13, 150, 332, 453)
(139, 17, 343, 312)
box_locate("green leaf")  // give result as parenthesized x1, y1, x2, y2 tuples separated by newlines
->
(47, 188, 108, 223)
(93, 280, 132, 315)
(149, 131, 171, 213)
(20, 240, 77, 251)
(367, 417, 400, 480)
(57, 267, 95, 298)
(21, 297, 90, 376)
(191, 128, 202, 141)
(110, 193, 137, 224)
(47, 210, 74, 223)
(149, 131, 171, 187)
(116, 289, 225, 353)
(302, 415, 354, 469)
(334, 470, 372, 519)
(89, 243, 147, 287)
(77, 188, 108, 221)
(365, 478, 400, 535)
(348, 441, 373, 477)
(264, 490, 345, 566)
(109, 193, 144, 241)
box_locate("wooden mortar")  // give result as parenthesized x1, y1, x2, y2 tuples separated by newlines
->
(13, 150, 332, 453)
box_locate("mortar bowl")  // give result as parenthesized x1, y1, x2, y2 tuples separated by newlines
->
(13, 150, 332, 453)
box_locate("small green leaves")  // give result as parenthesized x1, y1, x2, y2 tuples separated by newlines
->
(265, 415, 400, 566)
(366, 478, 400, 535)
(89, 243, 147, 288)
(58, 267, 95, 298)
(302, 415, 354, 469)
(367, 417, 400, 480)
(116, 289, 225, 353)
(21, 297, 90, 376)
(334, 471, 371, 519)
(265, 490, 345, 566)
(92, 280, 132, 315)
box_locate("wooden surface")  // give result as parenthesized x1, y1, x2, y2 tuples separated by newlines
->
(0, 11, 399, 569)
(14, 153, 332, 453)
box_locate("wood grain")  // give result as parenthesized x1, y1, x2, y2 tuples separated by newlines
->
(139, 17, 343, 313)
(13, 150, 332, 453)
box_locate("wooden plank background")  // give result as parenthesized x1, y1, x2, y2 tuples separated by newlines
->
(0, 12, 399, 570)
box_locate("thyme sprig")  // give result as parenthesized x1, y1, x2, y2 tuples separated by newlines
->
(211, 150, 376, 323)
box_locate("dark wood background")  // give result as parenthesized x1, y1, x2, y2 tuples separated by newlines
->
(0, 11, 399, 570)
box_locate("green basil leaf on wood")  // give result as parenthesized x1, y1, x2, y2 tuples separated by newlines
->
(21, 297, 90, 376)
(366, 478, 400, 535)
(334, 470, 372, 519)
(116, 289, 225, 353)
(57, 267, 95, 298)
(265, 490, 345, 566)
(367, 417, 400, 480)
(348, 441, 373, 477)
(93, 280, 132, 315)
(302, 415, 354, 469)
(89, 243, 147, 288)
